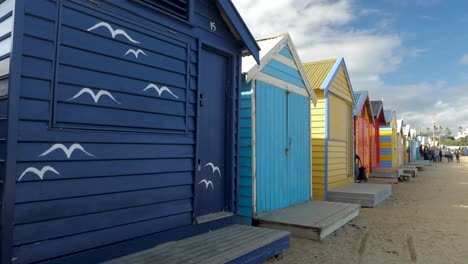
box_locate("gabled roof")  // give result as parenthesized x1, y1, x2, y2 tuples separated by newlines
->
(217, 0, 260, 63)
(403, 124, 411, 137)
(353, 91, 371, 116)
(353, 90, 374, 124)
(371, 100, 383, 118)
(384, 110, 395, 123)
(242, 33, 317, 104)
(303, 59, 336, 89)
(397, 119, 403, 133)
(302, 57, 354, 104)
(303, 57, 352, 88)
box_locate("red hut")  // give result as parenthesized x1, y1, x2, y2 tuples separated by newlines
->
(353, 91, 374, 174)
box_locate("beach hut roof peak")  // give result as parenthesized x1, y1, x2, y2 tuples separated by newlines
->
(384, 110, 396, 123)
(242, 33, 317, 104)
(302, 57, 355, 104)
(370, 100, 384, 118)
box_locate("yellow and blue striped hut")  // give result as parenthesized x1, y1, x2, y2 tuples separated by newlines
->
(303, 58, 355, 200)
(380, 110, 398, 167)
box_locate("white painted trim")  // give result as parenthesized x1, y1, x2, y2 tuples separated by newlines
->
(286, 38, 318, 105)
(246, 36, 288, 83)
(272, 53, 297, 69)
(251, 80, 257, 217)
(256, 72, 309, 97)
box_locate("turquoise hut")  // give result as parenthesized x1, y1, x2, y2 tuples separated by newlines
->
(238, 33, 317, 224)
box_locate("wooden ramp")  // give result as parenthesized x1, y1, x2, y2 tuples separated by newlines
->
(328, 183, 392, 208)
(105, 225, 289, 264)
(254, 200, 360, 241)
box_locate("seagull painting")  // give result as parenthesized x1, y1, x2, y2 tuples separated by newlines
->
(18, 166, 60, 181)
(205, 162, 221, 177)
(143, 83, 179, 99)
(125, 48, 147, 59)
(67, 88, 121, 105)
(198, 179, 214, 190)
(39, 143, 95, 159)
(87, 21, 140, 44)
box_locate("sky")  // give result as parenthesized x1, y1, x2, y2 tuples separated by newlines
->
(232, 0, 468, 136)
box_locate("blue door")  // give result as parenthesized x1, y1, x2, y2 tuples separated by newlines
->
(196, 47, 229, 218)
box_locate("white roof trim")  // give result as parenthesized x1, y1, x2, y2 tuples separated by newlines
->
(272, 53, 297, 70)
(256, 72, 309, 97)
(246, 36, 289, 83)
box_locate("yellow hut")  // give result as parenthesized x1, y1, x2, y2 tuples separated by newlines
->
(304, 58, 355, 200)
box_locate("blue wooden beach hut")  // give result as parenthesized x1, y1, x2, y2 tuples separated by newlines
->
(238, 33, 317, 224)
(0, 1, 290, 263)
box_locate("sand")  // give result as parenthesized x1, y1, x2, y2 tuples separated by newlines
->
(265, 156, 468, 264)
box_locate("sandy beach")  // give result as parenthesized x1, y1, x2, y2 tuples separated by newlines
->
(266, 157, 468, 264)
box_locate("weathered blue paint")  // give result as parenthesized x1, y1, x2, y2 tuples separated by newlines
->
(238, 34, 313, 223)
(279, 44, 294, 60)
(260, 60, 306, 89)
(0, 0, 260, 263)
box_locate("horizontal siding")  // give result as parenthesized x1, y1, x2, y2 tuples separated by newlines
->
(0, 0, 14, 79)
(0, 0, 14, 245)
(311, 92, 325, 200)
(329, 65, 352, 102)
(279, 45, 294, 60)
(260, 58, 305, 89)
(12, 1, 202, 263)
(194, 0, 238, 46)
(53, 2, 195, 133)
(380, 125, 397, 167)
(238, 79, 252, 223)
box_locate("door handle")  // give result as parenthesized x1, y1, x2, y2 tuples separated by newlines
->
(199, 94, 204, 107)
(285, 137, 292, 156)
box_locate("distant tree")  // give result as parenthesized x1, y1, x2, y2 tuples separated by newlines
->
(426, 127, 430, 135)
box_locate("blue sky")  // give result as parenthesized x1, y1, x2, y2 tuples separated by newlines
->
(233, 0, 468, 135)
(356, 1, 468, 87)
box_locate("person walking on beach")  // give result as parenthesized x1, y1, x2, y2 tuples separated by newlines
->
(439, 149, 443, 162)
(455, 148, 461, 163)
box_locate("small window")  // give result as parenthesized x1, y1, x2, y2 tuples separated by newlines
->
(134, 0, 191, 21)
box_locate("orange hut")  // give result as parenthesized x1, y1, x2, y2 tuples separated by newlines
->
(370, 100, 385, 171)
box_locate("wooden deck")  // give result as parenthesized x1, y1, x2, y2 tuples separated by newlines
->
(104, 225, 289, 264)
(371, 167, 399, 179)
(254, 200, 360, 241)
(328, 183, 392, 207)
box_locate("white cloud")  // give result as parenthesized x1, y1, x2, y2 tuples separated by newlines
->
(233, 0, 403, 88)
(232, 0, 464, 133)
(459, 54, 468, 64)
